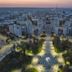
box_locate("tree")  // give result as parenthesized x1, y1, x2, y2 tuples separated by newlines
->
(62, 40, 72, 50)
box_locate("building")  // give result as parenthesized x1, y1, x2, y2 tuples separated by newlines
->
(9, 19, 33, 37)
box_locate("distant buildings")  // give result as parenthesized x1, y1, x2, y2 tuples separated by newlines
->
(0, 8, 72, 37)
(8, 15, 44, 37)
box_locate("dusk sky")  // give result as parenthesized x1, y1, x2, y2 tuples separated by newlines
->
(0, 0, 72, 7)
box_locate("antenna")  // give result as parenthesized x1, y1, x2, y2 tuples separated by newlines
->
(56, 4, 58, 16)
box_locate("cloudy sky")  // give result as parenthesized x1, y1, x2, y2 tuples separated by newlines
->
(0, 0, 72, 7)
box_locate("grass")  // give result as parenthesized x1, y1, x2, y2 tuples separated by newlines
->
(25, 68, 38, 72)
(25, 50, 33, 56)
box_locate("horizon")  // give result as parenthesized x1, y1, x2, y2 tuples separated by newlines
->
(0, 0, 72, 8)
(0, 6, 72, 9)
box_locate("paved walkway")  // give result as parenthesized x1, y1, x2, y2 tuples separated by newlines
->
(36, 37, 58, 72)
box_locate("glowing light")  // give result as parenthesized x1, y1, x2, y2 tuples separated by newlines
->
(66, 61, 70, 65)
(32, 57, 39, 64)
(45, 57, 51, 62)
(52, 64, 59, 72)
(11, 69, 21, 72)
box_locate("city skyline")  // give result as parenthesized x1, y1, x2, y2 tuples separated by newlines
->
(0, 0, 72, 8)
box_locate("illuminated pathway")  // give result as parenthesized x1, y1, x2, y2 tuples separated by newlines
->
(37, 36, 58, 72)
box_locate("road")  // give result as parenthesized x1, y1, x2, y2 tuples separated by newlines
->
(0, 38, 31, 61)
(0, 44, 13, 61)
(37, 37, 58, 72)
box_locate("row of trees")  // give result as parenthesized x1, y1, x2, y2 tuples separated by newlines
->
(51, 34, 72, 72)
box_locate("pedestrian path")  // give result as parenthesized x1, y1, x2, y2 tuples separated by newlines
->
(37, 37, 57, 72)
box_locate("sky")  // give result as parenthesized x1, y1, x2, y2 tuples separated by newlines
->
(0, 0, 72, 8)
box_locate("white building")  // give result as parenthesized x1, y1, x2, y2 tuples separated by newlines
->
(31, 18, 44, 35)
(9, 19, 33, 37)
